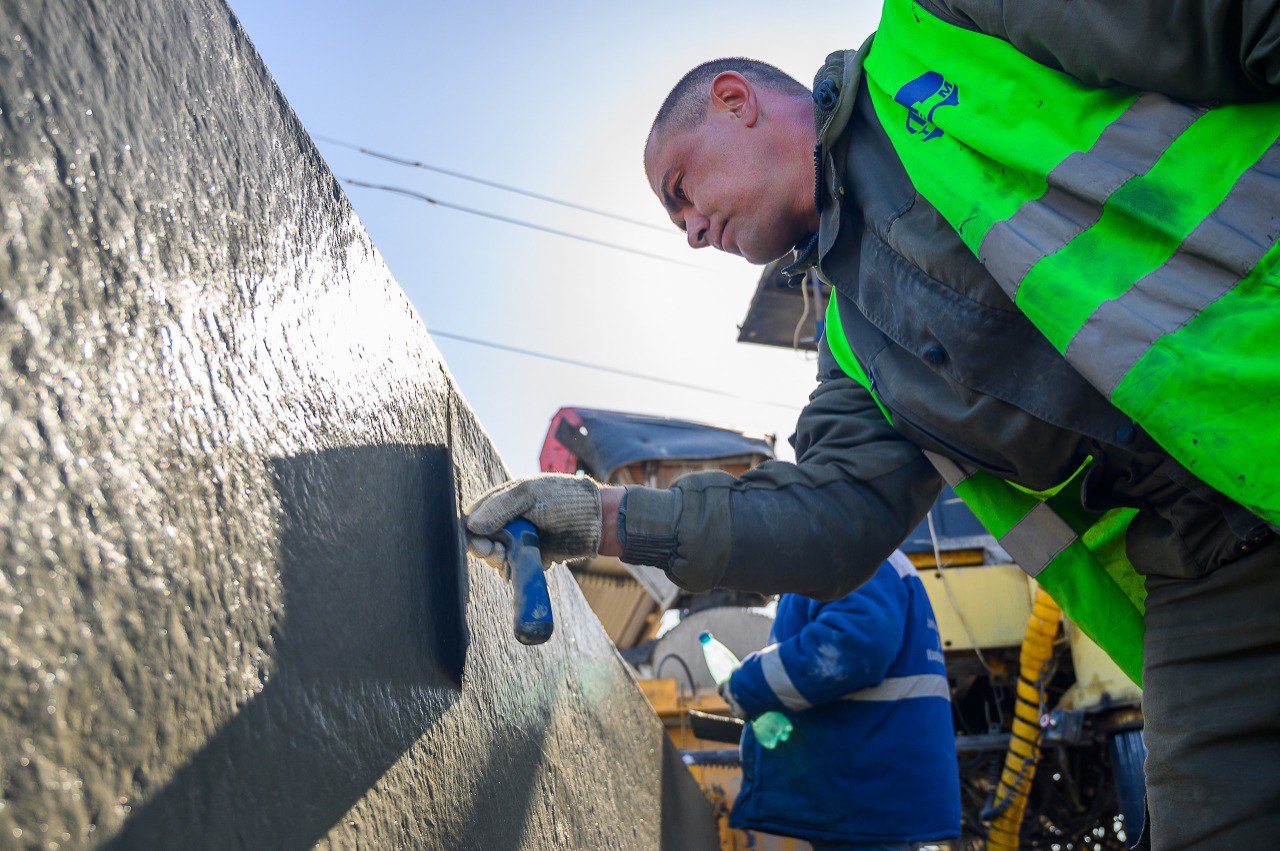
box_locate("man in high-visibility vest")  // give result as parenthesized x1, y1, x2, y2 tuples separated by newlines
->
(466, 3, 1280, 847)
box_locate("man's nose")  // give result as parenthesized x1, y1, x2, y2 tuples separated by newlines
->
(685, 213, 710, 249)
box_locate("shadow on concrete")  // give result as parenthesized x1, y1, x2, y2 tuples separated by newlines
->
(106, 444, 471, 849)
(660, 735, 721, 851)
(447, 705, 554, 851)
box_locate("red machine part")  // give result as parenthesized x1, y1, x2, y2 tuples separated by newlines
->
(538, 407, 584, 474)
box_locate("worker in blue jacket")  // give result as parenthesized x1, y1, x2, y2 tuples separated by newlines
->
(722, 550, 961, 849)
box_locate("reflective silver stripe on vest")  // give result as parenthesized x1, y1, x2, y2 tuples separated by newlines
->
(980, 94, 1206, 298)
(924, 450, 975, 488)
(998, 500, 1077, 578)
(1066, 140, 1280, 396)
(759, 644, 812, 712)
(925, 454, 1076, 579)
(842, 674, 951, 702)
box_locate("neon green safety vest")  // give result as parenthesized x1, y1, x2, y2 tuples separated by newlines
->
(824, 0, 1280, 685)
(825, 296, 1146, 684)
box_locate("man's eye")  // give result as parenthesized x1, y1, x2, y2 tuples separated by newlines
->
(674, 177, 688, 202)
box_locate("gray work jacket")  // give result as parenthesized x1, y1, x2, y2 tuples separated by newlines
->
(622, 1, 1278, 599)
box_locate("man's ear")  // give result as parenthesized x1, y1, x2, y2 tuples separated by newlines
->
(709, 72, 759, 127)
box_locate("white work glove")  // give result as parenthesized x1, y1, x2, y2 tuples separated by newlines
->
(464, 474, 603, 572)
(718, 679, 749, 720)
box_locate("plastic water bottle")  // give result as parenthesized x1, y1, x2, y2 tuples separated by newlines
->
(699, 631, 793, 750)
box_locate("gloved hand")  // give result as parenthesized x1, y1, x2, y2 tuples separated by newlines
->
(718, 678, 749, 720)
(465, 474, 603, 572)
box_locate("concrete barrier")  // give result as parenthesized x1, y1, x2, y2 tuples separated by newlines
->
(0, 1, 716, 847)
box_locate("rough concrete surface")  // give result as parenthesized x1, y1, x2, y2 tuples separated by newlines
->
(0, 1, 717, 847)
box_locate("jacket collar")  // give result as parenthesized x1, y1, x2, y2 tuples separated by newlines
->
(783, 37, 875, 282)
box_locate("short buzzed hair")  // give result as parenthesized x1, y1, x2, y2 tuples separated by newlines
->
(648, 58, 809, 145)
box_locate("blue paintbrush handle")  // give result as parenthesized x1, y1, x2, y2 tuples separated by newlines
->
(497, 518, 554, 645)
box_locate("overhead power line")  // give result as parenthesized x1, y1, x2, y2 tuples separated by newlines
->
(427, 328, 801, 412)
(340, 177, 700, 269)
(316, 134, 670, 232)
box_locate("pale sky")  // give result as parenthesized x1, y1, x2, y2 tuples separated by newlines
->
(230, 0, 882, 476)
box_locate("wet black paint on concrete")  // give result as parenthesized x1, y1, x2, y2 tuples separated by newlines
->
(105, 446, 471, 849)
(0, 1, 717, 847)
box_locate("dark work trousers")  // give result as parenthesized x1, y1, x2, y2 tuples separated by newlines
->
(1142, 538, 1280, 849)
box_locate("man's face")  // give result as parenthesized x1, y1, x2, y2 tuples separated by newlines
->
(645, 109, 812, 265)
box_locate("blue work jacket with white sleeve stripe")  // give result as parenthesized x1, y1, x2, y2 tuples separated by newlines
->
(727, 552, 961, 844)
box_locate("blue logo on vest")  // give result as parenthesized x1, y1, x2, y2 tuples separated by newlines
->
(894, 72, 958, 142)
